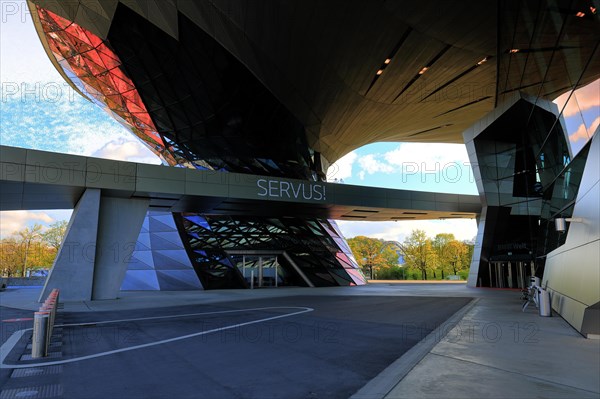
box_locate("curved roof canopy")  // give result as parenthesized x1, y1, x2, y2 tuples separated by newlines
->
(30, 0, 600, 164)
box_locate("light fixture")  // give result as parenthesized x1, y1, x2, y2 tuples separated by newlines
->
(554, 217, 584, 233)
(376, 69, 384, 75)
(509, 49, 520, 54)
(384, 58, 391, 64)
(575, 11, 585, 17)
(477, 57, 488, 65)
(418, 66, 429, 75)
(591, 6, 597, 14)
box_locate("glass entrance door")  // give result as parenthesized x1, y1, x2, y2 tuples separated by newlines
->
(234, 255, 284, 288)
(488, 261, 532, 288)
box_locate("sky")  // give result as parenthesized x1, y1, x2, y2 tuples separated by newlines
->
(0, 2, 597, 243)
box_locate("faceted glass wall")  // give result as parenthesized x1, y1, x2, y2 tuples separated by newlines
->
(176, 215, 366, 289)
(121, 211, 203, 291)
(469, 0, 599, 287)
(36, 4, 366, 290)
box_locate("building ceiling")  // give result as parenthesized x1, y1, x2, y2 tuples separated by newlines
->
(29, 0, 600, 164)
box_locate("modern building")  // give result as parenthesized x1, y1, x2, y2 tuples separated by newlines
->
(27, 0, 598, 336)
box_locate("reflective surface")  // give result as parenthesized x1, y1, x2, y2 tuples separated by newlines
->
(35, 4, 365, 289)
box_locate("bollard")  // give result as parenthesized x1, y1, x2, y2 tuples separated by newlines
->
(538, 288, 552, 317)
(32, 312, 50, 358)
(33, 289, 60, 358)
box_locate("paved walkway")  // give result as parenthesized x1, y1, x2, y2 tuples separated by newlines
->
(1, 284, 598, 398)
(353, 289, 600, 398)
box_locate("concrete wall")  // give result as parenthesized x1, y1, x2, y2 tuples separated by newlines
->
(543, 132, 599, 337)
(0, 277, 46, 287)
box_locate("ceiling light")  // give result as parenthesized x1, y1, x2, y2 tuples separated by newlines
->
(591, 6, 597, 14)
(509, 49, 520, 53)
(384, 58, 391, 64)
(575, 11, 585, 17)
(477, 57, 488, 65)
(418, 67, 429, 75)
(376, 69, 384, 75)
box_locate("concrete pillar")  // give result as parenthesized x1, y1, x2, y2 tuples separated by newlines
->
(40, 189, 149, 302)
(92, 197, 149, 300)
(40, 189, 101, 302)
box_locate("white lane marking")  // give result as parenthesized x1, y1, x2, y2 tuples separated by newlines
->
(1, 306, 313, 369)
(56, 306, 309, 327)
(0, 329, 28, 366)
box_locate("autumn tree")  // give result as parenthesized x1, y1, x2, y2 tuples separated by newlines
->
(0, 238, 22, 277)
(42, 220, 68, 251)
(347, 236, 398, 279)
(17, 224, 43, 277)
(430, 233, 450, 279)
(0, 223, 64, 277)
(400, 230, 435, 280)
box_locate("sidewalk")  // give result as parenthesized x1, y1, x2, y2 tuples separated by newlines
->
(353, 291, 600, 399)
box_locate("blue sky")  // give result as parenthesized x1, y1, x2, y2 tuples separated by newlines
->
(1, 3, 597, 243)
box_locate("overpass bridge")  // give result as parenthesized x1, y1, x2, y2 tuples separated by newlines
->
(1, 145, 480, 220)
(1, 145, 480, 301)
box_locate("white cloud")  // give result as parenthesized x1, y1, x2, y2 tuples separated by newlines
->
(357, 154, 395, 175)
(92, 137, 162, 164)
(570, 117, 600, 143)
(554, 79, 600, 117)
(383, 143, 470, 170)
(337, 218, 478, 243)
(0, 211, 55, 238)
(327, 151, 357, 181)
(340, 143, 472, 184)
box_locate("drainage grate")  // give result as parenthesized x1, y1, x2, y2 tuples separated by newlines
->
(0, 384, 63, 399)
(11, 366, 62, 378)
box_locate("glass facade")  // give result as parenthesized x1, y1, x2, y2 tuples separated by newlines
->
(468, 0, 599, 287)
(35, 4, 366, 289)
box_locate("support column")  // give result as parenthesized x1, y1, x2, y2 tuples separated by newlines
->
(40, 189, 149, 302)
(40, 189, 101, 302)
(91, 196, 149, 300)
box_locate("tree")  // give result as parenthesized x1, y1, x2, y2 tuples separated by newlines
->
(347, 236, 398, 279)
(42, 220, 68, 251)
(400, 230, 435, 280)
(0, 238, 22, 277)
(432, 233, 455, 279)
(446, 240, 468, 275)
(17, 224, 43, 277)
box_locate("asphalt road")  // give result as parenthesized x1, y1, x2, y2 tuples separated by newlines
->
(1, 295, 471, 399)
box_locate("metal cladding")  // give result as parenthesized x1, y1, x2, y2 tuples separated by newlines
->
(28, 1, 599, 293)
(32, 2, 367, 289)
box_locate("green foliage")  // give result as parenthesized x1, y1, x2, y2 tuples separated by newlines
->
(42, 220, 68, 250)
(348, 229, 473, 281)
(347, 236, 399, 278)
(399, 229, 434, 280)
(1, 221, 68, 277)
(458, 270, 469, 280)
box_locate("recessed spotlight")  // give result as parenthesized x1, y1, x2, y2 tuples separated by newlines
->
(384, 58, 391, 64)
(376, 69, 384, 75)
(509, 49, 520, 53)
(591, 6, 597, 14)
(477, 57, 488, 65)
(575, 11, 585, 17)
(418, 67, 429, 75)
